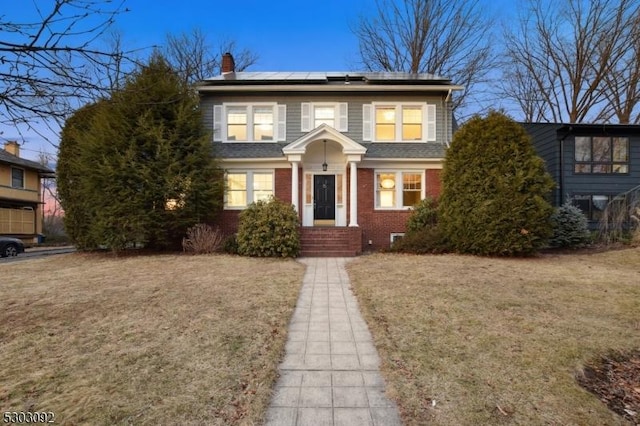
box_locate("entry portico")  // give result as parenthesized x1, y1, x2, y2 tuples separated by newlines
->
(283, 124, 366, 227)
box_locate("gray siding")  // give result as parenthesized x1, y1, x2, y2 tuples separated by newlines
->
(200, 92, 449, 153)
(522, 123, 562, 205)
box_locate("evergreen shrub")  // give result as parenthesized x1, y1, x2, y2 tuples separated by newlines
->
(439, 111, 555, 256)
(548, 202, 591, 248)
(237, 198, 300, 257)
(406, 197, 438, 233)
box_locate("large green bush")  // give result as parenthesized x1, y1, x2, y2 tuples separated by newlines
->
(548, 202, 591, 248)
(57, 54, 223, 252)
(406, 197, 438, 233)
(237, 198, 300, 257)
(439, 111, 555, 256)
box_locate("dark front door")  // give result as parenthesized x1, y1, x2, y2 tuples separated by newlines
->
(314, 175, 335, 220)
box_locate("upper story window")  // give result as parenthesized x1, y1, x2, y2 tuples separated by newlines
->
(225, 171, 274, 209)
(363, 103, 436, 142)
(213, 103, 286, 142)
(11, 167, 24, 189)
(574, 136, 628, 173)
(375, 171, 424, 209)
(301, 103, 348, 132)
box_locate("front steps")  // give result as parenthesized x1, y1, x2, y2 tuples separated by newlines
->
(299, 227, 362, 257)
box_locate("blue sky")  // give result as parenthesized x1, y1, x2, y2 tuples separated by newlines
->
(8, 0, 518, 160)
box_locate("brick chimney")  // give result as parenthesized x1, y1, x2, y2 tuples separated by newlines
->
(4, 141, 20, 157)
(221, 52, 235, 74)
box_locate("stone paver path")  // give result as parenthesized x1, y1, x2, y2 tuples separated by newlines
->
(265, 258, 402, 426)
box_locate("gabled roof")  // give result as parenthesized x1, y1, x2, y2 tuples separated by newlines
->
(0, 149, 54, 174)
(283, 124, 367, 156)
(198, 71, 464, 93)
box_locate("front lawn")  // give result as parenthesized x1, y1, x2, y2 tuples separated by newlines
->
(0, 254, 304, 425)
(348, 248, 640, 425)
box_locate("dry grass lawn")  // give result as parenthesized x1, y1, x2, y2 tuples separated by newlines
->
(348, 248, 640, 425)
(0, 253, 304, 425)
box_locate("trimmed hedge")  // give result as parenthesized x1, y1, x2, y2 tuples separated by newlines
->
(439, 111, 555, 256)
(236, 197, 300, 257)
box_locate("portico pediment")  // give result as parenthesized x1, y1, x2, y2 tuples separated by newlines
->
(282, 124, 367, 158)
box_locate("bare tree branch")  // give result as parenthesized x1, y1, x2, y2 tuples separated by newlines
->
(352, 0, 494, 111)
(501, 0, 640, 123)
(162, 29, 258, 85)
(0, 0, 134, 128)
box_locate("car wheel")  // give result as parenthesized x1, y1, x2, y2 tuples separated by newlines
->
(3, 244, 18, 257)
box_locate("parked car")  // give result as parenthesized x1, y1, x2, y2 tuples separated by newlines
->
(0, 236, 25, 257)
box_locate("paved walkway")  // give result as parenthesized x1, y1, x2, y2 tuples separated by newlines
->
(265, 258, 402, 426)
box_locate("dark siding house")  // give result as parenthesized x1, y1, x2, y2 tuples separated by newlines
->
(523, 123, 640, 226)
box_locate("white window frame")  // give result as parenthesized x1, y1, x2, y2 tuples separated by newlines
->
(301, 102, 348, 132)
(390, 233, 405, 245)
(213, 103, 286, 142)
(364, 102, 436, 142)
(224, 170, 275, 210)
(374, 170, 425, 210)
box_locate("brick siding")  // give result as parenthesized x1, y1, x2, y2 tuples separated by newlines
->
(215, 166, 442, 253)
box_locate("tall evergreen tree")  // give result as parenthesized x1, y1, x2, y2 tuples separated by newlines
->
(439, 111, 555, 255)
(58, 54, 223, 251)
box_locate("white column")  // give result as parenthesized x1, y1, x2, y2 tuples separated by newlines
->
(349, 161, 358, 227)
(291, 161, 299, 212)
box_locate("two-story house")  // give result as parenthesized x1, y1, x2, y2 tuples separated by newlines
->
(197, 54, 462, 255)
(0, 141, 55, 243)
(523, 123, 640, 228)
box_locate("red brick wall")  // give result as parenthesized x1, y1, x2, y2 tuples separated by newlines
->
(426, 169, 442, 198)
(216, 166, 442, 252)
(353, 168, 442, 252)
(217, 167, 299, 237)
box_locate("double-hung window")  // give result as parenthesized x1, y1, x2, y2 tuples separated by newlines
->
(11, 167, 24, 189)
(574, 136, 629, 173)
(214, 103, 285, 142)
(225, 171, 274, 209)
(301, 103, 348, 132)
(363, 103, 436, 142)
(375, 171, 424, 209)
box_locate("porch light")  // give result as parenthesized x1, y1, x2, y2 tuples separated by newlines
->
(322, 139, 328, 171)
(380, 178, 395, 189)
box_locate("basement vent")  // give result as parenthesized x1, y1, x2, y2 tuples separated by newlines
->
(390, 233, 405, 246)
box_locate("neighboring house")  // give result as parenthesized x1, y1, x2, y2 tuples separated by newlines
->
(0, 141, 55, 243)
(523, 123, 640, 227)
(197, 54, 462, 255)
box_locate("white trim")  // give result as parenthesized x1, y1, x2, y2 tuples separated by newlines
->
(213, 105, 223, 141)
(368, 102, 435, 143)
(301, 102, 311, 132)
(301, 102, 349, 132)
(283, 124, 366, 156)
(390, 233, 405, 244)
(224, 170, 275, 210)
(362, 104, 372, 141)
(426, 104, 436, 141)
(277, 104, 287, 141)
(220, 102, 282, 143)
(198, 84, 464, 93)
(374, 170, 426, 210)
